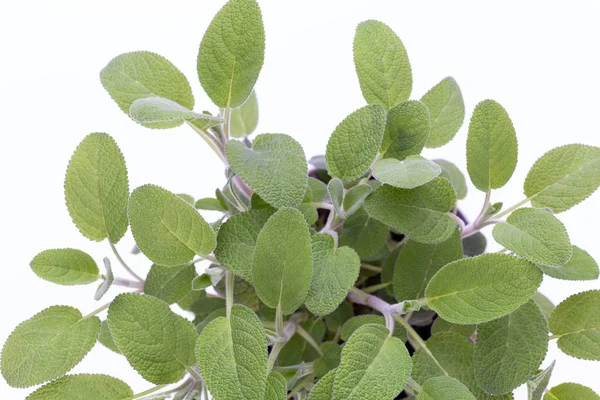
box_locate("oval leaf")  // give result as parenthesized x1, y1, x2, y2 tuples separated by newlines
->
(308, 368, 336, 400)
(373, 156, 441, 189)
(339, 207, 389, 260)
(417, 376, 476, 400)
(30, 248, 99, 285)
(327, 178, 345, 216)
(381, 100, 431, 160)
(266, 371, 287, 400)
(129, 96, 222, 129)
(98, 320, 120, 354)
(434, 159, 467, 200)
(26, 374, 132, 400)
(527, 361, 555, 400)
(230, 90, 259, 138)
(144, 263, 196, 304)
(343, 183, 372, 217)
(421, 77, 465, 148)
(544, 383, 600, 400)
(539, 246, 599, 281)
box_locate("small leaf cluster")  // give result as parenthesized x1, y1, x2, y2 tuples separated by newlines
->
(3, 1, 600, 399)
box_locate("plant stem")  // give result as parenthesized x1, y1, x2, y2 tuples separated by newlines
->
(184, 366, 202, 381)
(406, 377, 423, 393)
(287, 373, 316, 399)
(267, 341, 285, 374)
(109, 242, 144, 282)
(82, 302, 110, 319)
(360, 263, 382, 273)
(223, 106, 232, 141)
(129, 384, 168, 399)
(112, 277, 144, 289)
(493, 196, 532, 219)
(362, 282, 391, 294)
(225, 271, 234, 318)
(296, 325, 324, 357)
(186, 122, 227, 163)
(348, 287, 394, 335)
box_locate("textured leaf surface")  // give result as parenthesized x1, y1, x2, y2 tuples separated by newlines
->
(353, 20, 412, 108)
(314, 341, 342, 377)
(305, 234, 360, 315)
(430, 317, 475, 339)
(466, 100, 518, 191)
(343, 183, 372, 217)
(98, 320, 120, 354)
(129, 96, 222, 129)
(549, 290, 600, 360)
(339, 207, 389, 259)
(328, 178, 344, 216)
(527, 361, 554, 400)
(65, 133, 129, 243)
(324, 302, 353, 333)
(373, 156, 441, 189)
(332, 324, 411, 400)
(339, 315, 406, 343)
(128, 184, 216, 266)
(215, 274, 260, 311)
(277, 320, 326, 366)
(144, 263, 195, 304)
(421, 77, 465, 148)
(363, 179, 457, 244)
(425, 254, 543, 324)
(230, 90, 259, 138)
(227, 134, 307, 209)
(434, 159, 467, 199)
(265, 371, 287, 400)
(252, 208, 312, 314)
(492, 208, 571, 267)
(26, 374, 132, 400)
(309, 368, 336, 400)
(524, 144, 600, 213)
(197, 0, 264, 108)
(539, 246, 599, 281)
(532, 292, 555, 320)
(474, 300, 549, 395)
(195, 304, 267, 400)
(107, 293, 197, 384)
(544, 383, 600, 400)
(326, 105, 386, 182)
(30, 249, 98, 285)
(381, 100, 431, 160)
(416, 376, 476, 400)
(1, 306, 100, 388)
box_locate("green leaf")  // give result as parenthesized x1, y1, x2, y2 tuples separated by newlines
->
(128, 184, 216, 266)
(215, 274, 260, 311)
(252, 208, 312, 314)
(339, 207, 389, 259)
(462, 231, 487, 257)
(26, 374, 132, 400)
(98, 320, 121, 354)
(65, 133, 129, 243)
(549, 290, 600, 360)
(197, 0, 265, 108)
(107, 293, 197, 384)
(363, 179, 457, 244)
(314, 342, 342, 377)
(309, 368, 336, 400)
(227, 134, 307, 209)
(196, 304, 267, 400)
(94, 257, 113, 301)
(230, 90, 259, 138)
(305, 234, 360, 315)
(278, 320, 326, 366)
(416, 376, 476, 400)
(373, 156, 441, 189)
(434, 159, 467, 200)
(1, 306, 100, 388)
(532, 292, 555, 321)
(343, 184, 372, 217)
(421, 77, 465, 148)
(430, 317, 475, 339)
(492, 208, 572, 267)
(339, 315, 406, 343)
(29, 248, 99, 285)
(466, 99, 518, 191)
(474, 300, 549, 395)
(539, 245, 599, 281)
(325, 301, 353, 333)
(425, 254, 543, 324)
(308, 177, 328, 203)
(196, 197, 228, 211)
(381, 100, 431, 161)
(328, 178, 345, 216)
(524, 144, 600, 213)
(527, 361, 555, 400)
(100, 51, 194, 115)
(544, 383, 600, 400)
(353, 20, 412, 109)
(144, 263, 196, 304)
(326, 105, 387, 182)
(393, 229, 462, 301)
(331, 324, 411, 400)
(192, 274, 212, 291)
(129, 96, 222, 129)
(266, 371, 287, 400)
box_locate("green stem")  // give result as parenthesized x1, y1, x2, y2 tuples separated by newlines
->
(287, 373, 316, 399)
(223, 106, 232, 140)
(225, 271, 234, 319)
(362, 282, 391, 294)
(129, 384, 168, 399)
(493, 196, 532, 219)
(406, 377, 423, 393)
(184, 365, 202, 381)
(82, 302, 110, 319)
(186, 122, 227, 163)
(296, 325, 324, 357)
(267, 341, 285, 374)
(109, 242, 144, 282)
(360, 263, 382, 273)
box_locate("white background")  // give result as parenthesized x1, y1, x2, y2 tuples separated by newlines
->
(1, 1, 600, 398)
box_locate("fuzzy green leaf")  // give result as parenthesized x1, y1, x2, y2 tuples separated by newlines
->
(416, 376, 476, 400)
(314, 342, 342, 377)
(527, 361, 555, 400)
(308, 177, 328, 203)
(26, 374, 132, 400)
(196, 197, 228, 211)
(343, 183, 372, 217)
(492, 208, 571, 267)
(30, 249, 99, 285)
(434, 159, 467, 200)
(524, 144, 600, 213)
(549, 290, 600, 360)
(196, 304, 267, 400)
(1, 306, 100, 388)
(430, 317, 475, 339)
(381, 100, 431, 160)
(128, 184, 216, 266)
(230, 90, 259, 138)
(324, 302, 353, 333)
(421, 77, 465, 148)
(539, 246, 599, 281)
(215, 275, 260, 311)
(309, 368, 336, 400)
(65, 133, 129, 243)
(227, 134, 307, 209)
(363, 179, 457, 244)
(544, 383, 600, 400)
(326, 105, 387, 182)
(339, 207, 389, 260)
(353, 20, 412, 109)
(107, 293, 197, 384)
(532, 292, 555, 321)
(425, 254, 543, 324)
(373, 156, 441, 189)
(266, 371, 287, 400)
(328, 178, 344, 216)
(339, 315, 406, 343)
(252, 208, 312, 314)
(129, 96, 222, 129)
(144, 263, 196, 304)
(466, 99, 518, 191)
(98, 320, 120, 354)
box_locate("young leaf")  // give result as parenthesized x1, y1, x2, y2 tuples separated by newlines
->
(266, 371, 287, 400)
(129, 96, 222, 129)
(100, 51, 194, 115)
(325, 105, 387, 182)
(532, 292, 555, 321)
(94, 257, 113, 301)
(393, 229, 463, 301)
(192, 274, 212, 291)
(305, 234, 360, 316)
(65, 133, 129, 243)
(252, 208, 312, 314)
(308, 368, 336, 400)
(466, 99, 518, 191)
(434, 159, 467, 200)
(339, 207, 389, 259)
(524, 144, 600, 213)
(353, 20, 412, 109)
(548, 290, 600, 360)
(539, 246, 599, 281)
(474, 300, 549, 395)
(98, 320, 121, 354)
(421, 77, 465, 148)
(425, 254, 543, 324)
(144, 263, 196, 304)
(527, 361, 555, 400)
(308, 177, 328, 203)
(373, 156, 441, 189)
(26, 374, 133, 400)
(128, 184, 216, 266)
(343, 183, 372, 217)
(230, 90, 259, 138)
(381, 100, 431, 160)
(327, 178, 345, 216)
(324, 301, 354, 333)
(416, 376, 476, 400)
(544, 383, 600, 400)
(196, 197, 228, 211)
(227, 133, 308, 209)
(1, 306, 100, 388)
(314, 342, 342, 377)
(430, 317, 475, 339)
(107, 293, 197, 384)
(195, 304, 267, 400)
(363, 179, 457, 244)
(492, 208, 572, 267)
(197, 0, 265, 108)
(30, 248, 99, 285)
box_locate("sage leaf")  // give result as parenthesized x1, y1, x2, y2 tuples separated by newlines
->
(308, 177, 328, 203)
(343, 183, 372, 218)
(278, 320, 326, 366)
(230, 90, 259, 138)
(381, 100, 431, 160)
(430, 317, 475, 339)
(527, 361, 555, 400)
(324, 301, 353, 333)
(26, 374, 132, 400)
(544, 383, 600, 400)
(421, 77, 465, 148)
(266, 371, 287, 400)
(30, 248, 99, 285)
(94, 257, 113, 301)
(416, 376, 476, 400)
(539, 246, 599, 281)
(434, 159, 467, 200)
(339, 207, 389, 259)
(144, 263, 196, 304)
(308, 368, 336, 400)
(373, 156, 441, 189)
(340, 315, 406, 343)
(129, 96, 222, 129)
(196, 197, 228, 212)
(215, 275, 260, 311)
(327, 178, 344, 216)
(314, 342, 342, 377)
(98, 320, 120, 354)
(532, 292, 555, 321)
